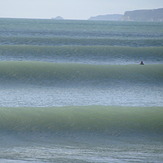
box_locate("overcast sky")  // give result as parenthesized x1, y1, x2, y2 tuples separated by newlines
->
(0, 0, 163, 19)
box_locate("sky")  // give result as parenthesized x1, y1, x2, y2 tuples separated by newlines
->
(0, 0, 163, 20)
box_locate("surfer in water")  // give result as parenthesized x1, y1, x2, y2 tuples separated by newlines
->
(140, 61, 144, 65)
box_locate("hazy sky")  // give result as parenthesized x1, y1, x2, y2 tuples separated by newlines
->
(0, 0, 163, 19)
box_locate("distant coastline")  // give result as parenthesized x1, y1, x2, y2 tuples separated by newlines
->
(89, 8, 163, 22)
(2, 8, 163, 22)
(89, 14, 123, 21)
(51, 16, 64, 20)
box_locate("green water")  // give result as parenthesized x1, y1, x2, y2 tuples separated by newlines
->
(0, 18, 163, 163)
(0, 106, 163, 134)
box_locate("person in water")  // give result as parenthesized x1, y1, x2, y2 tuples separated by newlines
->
(140, 61, 144, 65)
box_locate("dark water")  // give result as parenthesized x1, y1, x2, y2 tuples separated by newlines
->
(0, 18, 163, 163)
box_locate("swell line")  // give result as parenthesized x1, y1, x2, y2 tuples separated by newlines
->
(0, 61, 162, 87)
(0, 106, 162, 134)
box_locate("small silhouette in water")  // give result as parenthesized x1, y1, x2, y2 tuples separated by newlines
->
(140, 61, 144, 65)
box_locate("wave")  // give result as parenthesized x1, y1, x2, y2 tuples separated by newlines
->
(0, 106, 162, 135)
(1, 18, 163, 38)
(1, 36, 163, 47)
(0, 45, 163, 64)
(0, 61, 162, 87)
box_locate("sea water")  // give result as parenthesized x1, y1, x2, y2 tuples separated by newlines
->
(0, 18, 163, 163)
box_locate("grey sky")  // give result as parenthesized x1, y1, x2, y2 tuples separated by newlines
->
(0, 0, 163, 19)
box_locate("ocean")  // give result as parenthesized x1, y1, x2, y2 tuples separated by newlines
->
(0, 18, 163, 163)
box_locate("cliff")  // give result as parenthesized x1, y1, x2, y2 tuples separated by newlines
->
(89, 8, 163, 22)
(123, 8, 163, 22)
